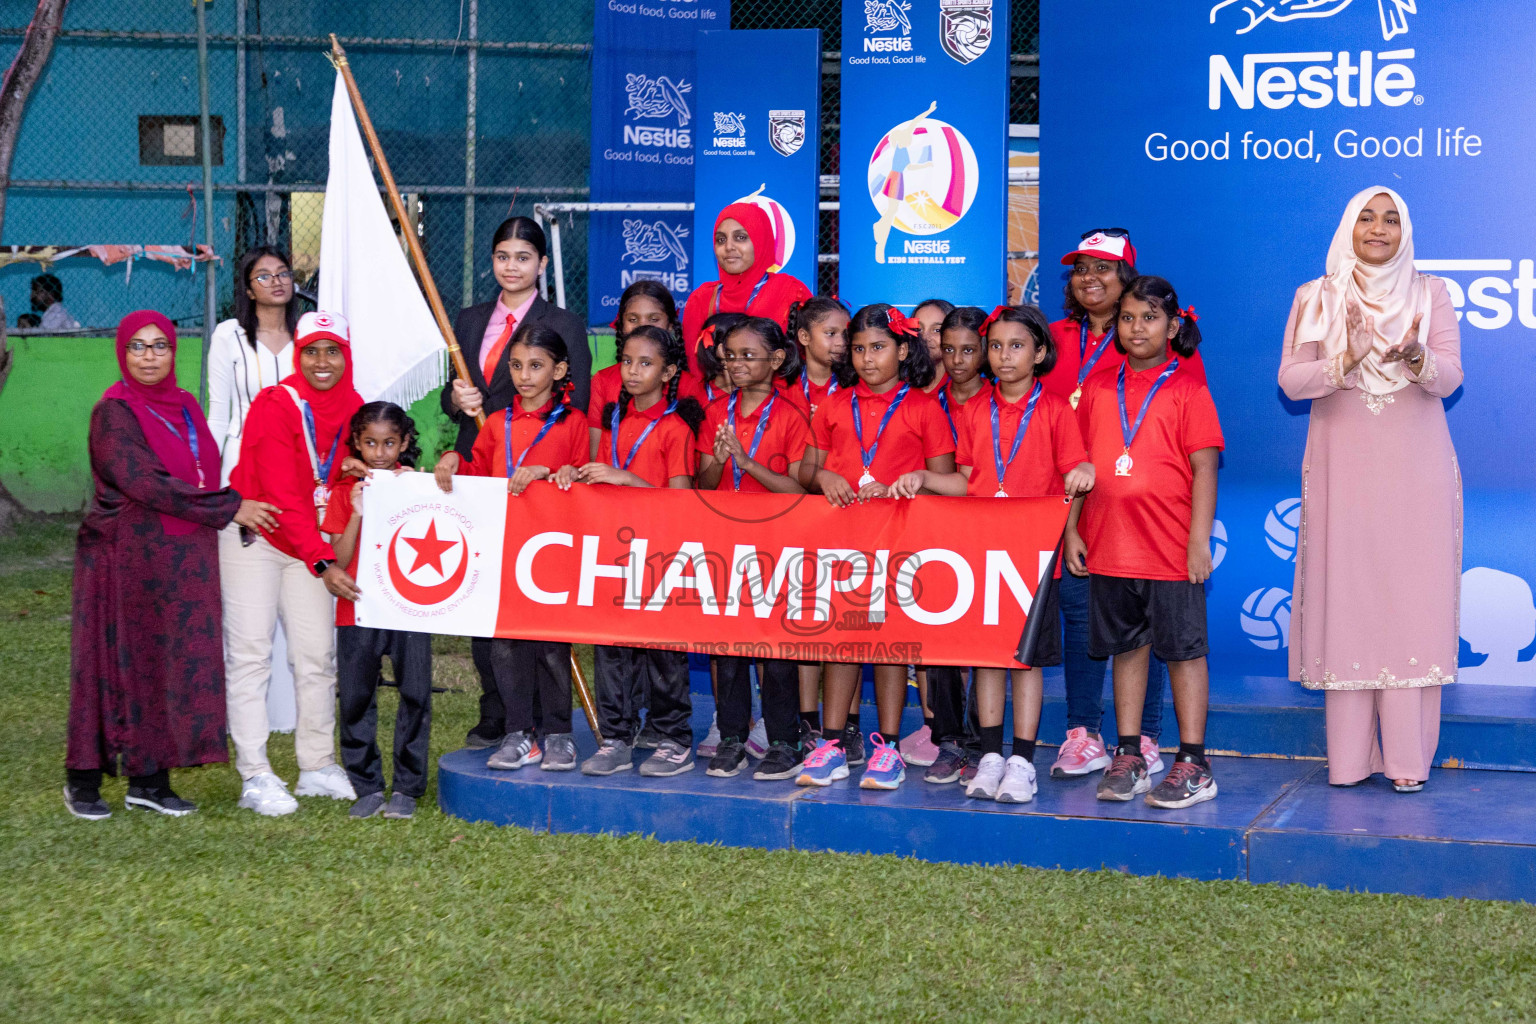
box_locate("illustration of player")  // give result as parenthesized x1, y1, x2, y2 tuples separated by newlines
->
(872, 100, 937, 265)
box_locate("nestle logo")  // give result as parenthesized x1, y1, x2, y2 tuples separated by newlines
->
(1209, 48, 1416, 110)
(904, 239, 951, 254)
(864, 36, 913, 52)
(623, 125, 692, 149)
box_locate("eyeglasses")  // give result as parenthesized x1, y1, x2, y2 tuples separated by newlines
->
(1080, 227, 1130, 240)
(126, 341, 170, 354)
(252, 270, 293, 286)
(718, 351, 772, 363)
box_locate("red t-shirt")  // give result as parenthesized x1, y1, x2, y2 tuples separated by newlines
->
(937, 378, 993, 446)
(595, 397, 698, 488)
(810, 381, 954, 486)
(587, 362, 709, 416)
(1045, 318, 1208, 431)
(461, 396, 588, 478)
(695, 389, 812, 492)
(793, 370, 842, 417)
(1076, 360, 1225, 581)
(956, 385, 1086, 498)
(320, 477, 363, 627)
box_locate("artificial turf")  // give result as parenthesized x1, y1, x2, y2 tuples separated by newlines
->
(2, 520, 1535, 1023)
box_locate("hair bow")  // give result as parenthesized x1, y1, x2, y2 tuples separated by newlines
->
(980, 304, 1011, 337)
(699, 323, 719, 348)
(610, 314, 622, 331)
(885, 308, 921, 337)
(1180, 305, 1199, 323)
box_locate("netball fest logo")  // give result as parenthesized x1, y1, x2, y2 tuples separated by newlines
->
(939, 0, 993, 65)
(867, 102, 980, 264)
(733, 184, 797, 273)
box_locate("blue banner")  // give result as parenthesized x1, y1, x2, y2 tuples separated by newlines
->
(691, 30, 822, 295)
(588, 0, 730, 326)
(838, 0, 1009, 310)
(1043, 0, 1536, 683)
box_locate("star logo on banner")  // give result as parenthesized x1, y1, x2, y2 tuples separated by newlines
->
(403, 520, 460, 576)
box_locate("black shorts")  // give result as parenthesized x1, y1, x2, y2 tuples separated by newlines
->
(1019, 575, 1062, 669)
(1087, 575, 1208, 662)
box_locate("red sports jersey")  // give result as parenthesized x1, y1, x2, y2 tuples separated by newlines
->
(461, 396, 589, 478)
(1045, 318, 1208, 430)
(589, 362, 709, 416)
(320, 478, 363, 627)
(938, 378, 993, 446)
(596, 397, 699, 488)
(956, 385, 1086, 498)
(696, 389, 812, 492)
(810, 381, 954, 486)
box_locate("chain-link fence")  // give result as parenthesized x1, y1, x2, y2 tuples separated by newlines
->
(0, 0, 1038, 338)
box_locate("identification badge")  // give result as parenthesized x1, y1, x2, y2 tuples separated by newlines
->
(858, 471, 876, 488)
(1069, 386, 1083, 410)
(994, 489, 1008, 499)
(1114, 450, 1134, 477)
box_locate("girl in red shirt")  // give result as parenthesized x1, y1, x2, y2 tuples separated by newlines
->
(1064, 276, 1223, 811)
(897, 305, 1095, 802)
(913, 297, 954, 398)
(558, 325, 704, 778)
(788, 296, 850, 416)
(798, 304, 956, 791)
(588, 281, 706, 456)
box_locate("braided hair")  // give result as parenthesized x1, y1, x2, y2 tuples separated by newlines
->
(785, 294, 850, 343)
(599, 324, 706, 437)
(612, 280, 682, 362)
(509, 320, 574, 419)
(348, 402, 421, 468)
(832, 303, 938, 390)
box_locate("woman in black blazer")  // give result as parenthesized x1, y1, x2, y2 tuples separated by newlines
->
(440, 216, 591, 747)
(441, 216, 591, 460)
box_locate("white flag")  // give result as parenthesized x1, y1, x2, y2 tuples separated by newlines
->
(318, 72, 446, 407)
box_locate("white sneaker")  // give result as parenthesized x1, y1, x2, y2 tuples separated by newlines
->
(996, 755, 1039, 804)
(295, 764, 357, 800)
(239, 772, 298, 817)
(1141, 736, 1166, 776)
(965, 752, 1007, 800)
(698, 716, 723, 759)
(745, 719, 769, 759)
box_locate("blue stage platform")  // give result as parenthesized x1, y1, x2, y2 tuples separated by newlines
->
(439, 695, 1536, 903)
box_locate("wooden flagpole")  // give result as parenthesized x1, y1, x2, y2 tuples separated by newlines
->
(327, 35, 603, 742)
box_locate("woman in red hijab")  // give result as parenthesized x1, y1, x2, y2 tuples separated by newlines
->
(65, 311, 280, 820)
(679, 202, 813, 374)
(223, 311, 364, 817)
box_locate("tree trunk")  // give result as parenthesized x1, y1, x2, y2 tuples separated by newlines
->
(0, 0, 67, 533)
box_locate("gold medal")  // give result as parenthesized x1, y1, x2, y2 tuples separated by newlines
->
(1069, 385, 1082, 410)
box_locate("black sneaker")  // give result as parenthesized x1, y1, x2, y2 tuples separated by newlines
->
(464, 721, 504, 750)
(1145, 754, 1218, 809)
(1096, 752, 1151, 802)
(706, 737, 749, 777)
(635, 717, 664, 750)
(125, 786, 197, 816)
(753, 741, 806, 780)
(923, 741, 968, 784)
(63, 785, 111, 821)
(842, 724, 866, 766)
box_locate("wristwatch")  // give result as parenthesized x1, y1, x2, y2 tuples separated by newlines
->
(312, 558, 334, 577)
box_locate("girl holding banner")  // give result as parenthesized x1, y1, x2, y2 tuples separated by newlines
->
(679, 203, 812, 357)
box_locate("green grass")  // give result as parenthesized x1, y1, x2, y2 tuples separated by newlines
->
(3, 519, 1536, 1022)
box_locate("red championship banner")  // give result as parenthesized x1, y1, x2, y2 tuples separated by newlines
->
(355, 472, 1069, 668)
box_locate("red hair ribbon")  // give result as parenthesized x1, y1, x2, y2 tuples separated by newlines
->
(1180, 305, 1199, 323)
(699, 323, 719, 348)
(610, 314, 622, 331)
(980, 304, 1011, 337)
(885, 308, 921, 337)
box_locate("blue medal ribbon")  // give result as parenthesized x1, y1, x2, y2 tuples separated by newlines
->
(1117, 358, 1181, 457)
(725, 389, 777, 490)
(300, 402, 343, 483)
(506, 402, 566, 474)
(712, 272, 772, 316)
(937, 386, 958, 444)
(1078, 319, 1116, 387)
(611, 400, 678, 470)
(143, 406, 205, 487)
(851, 383, 910, 475)
(802, 371, 838, 407)
(990, 382, 1042, 493)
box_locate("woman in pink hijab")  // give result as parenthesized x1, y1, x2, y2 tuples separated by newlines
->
(1279, 186, 1463, 792)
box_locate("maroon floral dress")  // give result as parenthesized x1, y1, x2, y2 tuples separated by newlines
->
(66, 399, 243, 776)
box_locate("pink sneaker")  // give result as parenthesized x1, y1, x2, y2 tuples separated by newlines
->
(898, 725, 940, 767)
(1141, 735, 1166, 776)
(1050, 727, 1112, 779)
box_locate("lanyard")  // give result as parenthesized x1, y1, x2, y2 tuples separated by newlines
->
(851, 384, 910, 471)
(144, 406, 206, 489)
(611, 400, 677, 470)
(712, 272, 772, 316)
(506, 404, 565, 473)
(990, 383, 1041, 493)
(705, 381, 718, 403)
(298, 400, 342, 485)
(802, 371, 838, 407)
(1079, 320, 1117, 386)
(726, 389, 777, 490)
(937, 386, 957, 444)
(1117, 358, 1180, 453)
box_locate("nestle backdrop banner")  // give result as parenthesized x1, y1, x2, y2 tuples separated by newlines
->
(588, 0, 731, 326)
(691, 29, 822, 293)
(838, 0, 1010, 310)
(1043, 0, 1536, 684)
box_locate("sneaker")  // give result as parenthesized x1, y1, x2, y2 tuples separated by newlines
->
(995, 755, 1038, 804)
(1096, 752, 1151, 802)
(899, 725, 941, 767)
(639, 739, 696, 777)
(859, 733, 907, 790)
(124, 786, 197, 817)
(581, 739, 634, 776)
(464, 722, 504, 750)
(1145, 754, 1218, 809)
(924, 740, 968, 785)
(487, 730, 538, 771)
(795, 739, 849, 787)
(382, 792, 417, 819)
(800, 721, 823, 751)
(239, 772, 298, 817)
(1051, 727, 1112, 779)
(295, 764, 357, 801)
(1141, 735, 1166, 776)
(697, 717, 722, 759)
(745, 719, 769, 759)
(960, 757, 981, 785)
(706, 737, 749, 778)
(540, 733, 578, 772)
(753, 741, 806, 781)
(841, 723, 866, 766)
(63, 785, 111, 821)
(635, 717, 664, 750)
(349, 791, 386, 819)
(965, 752, 1007, 800)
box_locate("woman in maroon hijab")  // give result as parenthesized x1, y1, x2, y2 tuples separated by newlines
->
(65, 311, 279, 820)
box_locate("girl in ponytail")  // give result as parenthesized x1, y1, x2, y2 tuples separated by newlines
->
(1113, 276, 1203, 358)
(788, 295, 850, 415)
